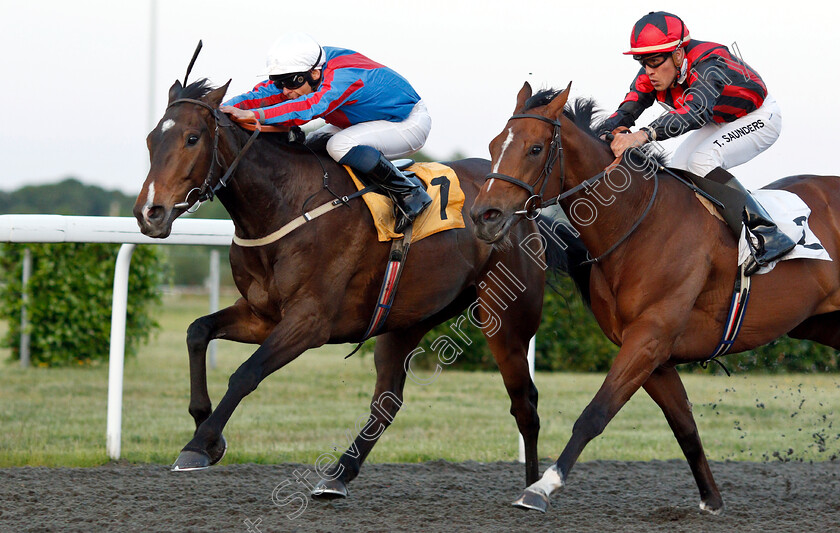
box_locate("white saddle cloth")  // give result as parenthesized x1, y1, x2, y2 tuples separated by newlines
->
(738, 189, 833, 275)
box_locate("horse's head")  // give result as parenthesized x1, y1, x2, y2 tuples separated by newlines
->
(134, 79, 231, 238)
(471, 81, 571, 244)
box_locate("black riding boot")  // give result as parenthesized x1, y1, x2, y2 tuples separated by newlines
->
(700, 167, 796, 275)
(340, 145, 432, 233)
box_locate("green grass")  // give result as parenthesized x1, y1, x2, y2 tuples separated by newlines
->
(1, 292, 839, 467)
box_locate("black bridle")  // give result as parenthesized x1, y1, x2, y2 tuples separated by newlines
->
(167, 97, 261, 211)
(485, 112, 660, 264)
(164, 39, 261, 211)
(485, 113, 565, 219)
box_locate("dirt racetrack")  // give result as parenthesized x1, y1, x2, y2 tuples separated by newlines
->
(2, 459, 839, 532)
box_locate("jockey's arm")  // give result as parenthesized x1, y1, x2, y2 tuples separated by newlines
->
(220, 105, 256, 121)
(608, 129, 650, 157)
(601, 67, 658, 136)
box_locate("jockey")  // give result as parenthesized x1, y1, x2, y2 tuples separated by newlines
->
(601, 11, 795, 275)
(221, 32, 432, 233)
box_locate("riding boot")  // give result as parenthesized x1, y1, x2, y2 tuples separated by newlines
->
(340, 145, 432, 233)
(701, 167, 796, 275)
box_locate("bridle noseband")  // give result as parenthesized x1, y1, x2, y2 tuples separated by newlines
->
(485, 113, 565, 219)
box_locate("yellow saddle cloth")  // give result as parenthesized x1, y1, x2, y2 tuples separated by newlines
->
(345, 162, 466, 242)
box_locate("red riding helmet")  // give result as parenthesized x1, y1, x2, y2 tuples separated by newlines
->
(624, 11, 690, 56)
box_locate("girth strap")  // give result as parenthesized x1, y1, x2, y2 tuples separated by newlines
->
(361, 225, 414, 340)
(702, 262, 752, 375)
(344, 225, 415, 358)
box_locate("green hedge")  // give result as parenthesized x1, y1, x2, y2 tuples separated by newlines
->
(370, 274, 839, 374)
(0, 243, 165, 366)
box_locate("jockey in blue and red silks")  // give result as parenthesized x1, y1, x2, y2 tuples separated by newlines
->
(600, 11, 795, 275)
(222, 32, 432, 233)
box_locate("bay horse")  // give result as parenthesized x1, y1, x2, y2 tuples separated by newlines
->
(133, 77, 590, 498)
(471, 82, 840, 514)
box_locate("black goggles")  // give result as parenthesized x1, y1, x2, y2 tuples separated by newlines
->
(633, 53, 670, 69)
(270, 72, 308, 91)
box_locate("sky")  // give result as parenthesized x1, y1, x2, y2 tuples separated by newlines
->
(2, 0, 838, 195)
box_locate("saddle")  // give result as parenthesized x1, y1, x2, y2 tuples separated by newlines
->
(668, 168, 831, 275)
(345, 162, 466, 242)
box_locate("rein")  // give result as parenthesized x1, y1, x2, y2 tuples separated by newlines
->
(166, 96, 376, 247)
(486, 112, 659, 264)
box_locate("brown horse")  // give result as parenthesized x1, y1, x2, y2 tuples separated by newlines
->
(471, 82, 840, 514)
(133, 77, 590, 498)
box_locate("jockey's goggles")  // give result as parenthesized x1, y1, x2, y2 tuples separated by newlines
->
(270, 72, 308, 90)
(634, 53, 671, 69)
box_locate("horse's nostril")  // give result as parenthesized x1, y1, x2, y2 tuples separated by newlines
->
(483, 209, 501, 221)
(146, 205, 165, 223)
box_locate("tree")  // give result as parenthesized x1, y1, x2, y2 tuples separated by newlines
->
(0, 243, 165, 366)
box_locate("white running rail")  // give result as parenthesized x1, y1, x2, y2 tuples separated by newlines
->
(0, 214, 234, 459)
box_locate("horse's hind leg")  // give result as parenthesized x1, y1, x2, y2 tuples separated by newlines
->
(185, 298, 274, 428)
(788, 311, 840, 349)
(642, 365, 724, 514)
(312, 327, 423, 499)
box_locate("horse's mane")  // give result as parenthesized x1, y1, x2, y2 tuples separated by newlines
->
(524, 89, 668, 166)
(523, 89, 607, 141)
(178, 78, 215, 100)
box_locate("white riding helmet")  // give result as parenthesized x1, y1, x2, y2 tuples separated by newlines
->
(264, 32, 326, 76)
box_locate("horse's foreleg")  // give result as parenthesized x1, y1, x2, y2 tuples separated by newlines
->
(484, 325, 540, 486)
(477, 254, 543, 486)
(185, 298, 274, 429)
(312, 328, 424, 499)
(514, 325, 671, 512)
(172, 304, 328, 471)
(643, 365, 723, 514)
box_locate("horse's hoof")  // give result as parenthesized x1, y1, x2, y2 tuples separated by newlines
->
(171, 449, 212, 471)
(700, 499, 725, 516)
(207, 435, 228, 466)
(512, 489, 549, 513)
(171, 436, 227, 472)
(311, 478, 348, 500)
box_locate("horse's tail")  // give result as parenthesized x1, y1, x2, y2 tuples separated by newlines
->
(536, 213, 592, 307)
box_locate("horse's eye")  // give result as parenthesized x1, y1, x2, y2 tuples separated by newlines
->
(186, 134, 200, 146)
(530, 145, 543, 155)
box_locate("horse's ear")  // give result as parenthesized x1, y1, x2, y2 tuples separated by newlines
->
(546, 81, 573, 117)
(168, 80, 183, 104)
(514, 81, 533, 113)
(205, 79, 231, 109)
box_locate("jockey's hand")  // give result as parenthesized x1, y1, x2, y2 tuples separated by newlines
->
(609, 130, 649, 158)
(220, 105, 256, 121)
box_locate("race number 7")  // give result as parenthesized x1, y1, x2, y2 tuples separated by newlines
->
(430, 176, 450, 220)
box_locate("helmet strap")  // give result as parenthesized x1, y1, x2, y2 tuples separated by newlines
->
(305, 69, 322, 90)
(305, 47, 324, 89)
(671, 13, 688, 86)
(671, 49, 688, 87)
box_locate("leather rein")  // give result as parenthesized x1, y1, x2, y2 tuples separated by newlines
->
(485, 113, 659, 264)
(164, 97, 378, 247)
